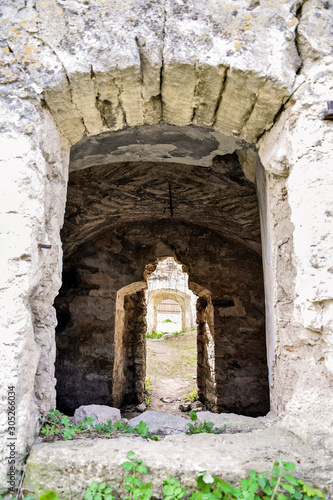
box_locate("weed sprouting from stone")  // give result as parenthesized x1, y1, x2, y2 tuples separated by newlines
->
(0, 453, 326, 500)
(186, 410, 226, 435)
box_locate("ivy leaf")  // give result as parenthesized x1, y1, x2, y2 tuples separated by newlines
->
(164, 485, 174, 495)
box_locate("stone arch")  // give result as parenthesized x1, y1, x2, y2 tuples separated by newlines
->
(2, 1, 333, 485)
(147, 288, 192, 333)
(110, 270, 217, 410)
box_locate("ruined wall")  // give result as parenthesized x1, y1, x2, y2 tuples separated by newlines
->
(0, 0, 332, 487)
(55, 216, 268, 416)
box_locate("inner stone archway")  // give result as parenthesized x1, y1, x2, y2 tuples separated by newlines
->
(146, 257, 197, 335)
(54, 132, 269, 417)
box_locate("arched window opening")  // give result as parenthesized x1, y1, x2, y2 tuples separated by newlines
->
(157, 299, 182, 333)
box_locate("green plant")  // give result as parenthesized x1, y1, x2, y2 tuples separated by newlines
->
(191, 327, 196, 331)
(186, 411, 226, 435)
(173, 330, 186, 336)
(162, 319, 173, 323)
(122, 451, 153, 500)
(40, 410, 159, 441)
(0, 454, 326, 500)
(163, 478, 187, 500)
(41, 409, 94, 440)
(146, 331, 163, 339)
(183, 389, 197, 402)
(39, 493, 61, 500)
(187, 461, 326, 500)
(145, 376, 152, 392)
(144, 376, 152, 407)
(85, 481, 115, 500)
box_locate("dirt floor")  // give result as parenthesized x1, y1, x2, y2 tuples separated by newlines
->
(146, 331, 197, 417)
(121, 331, 197, 420)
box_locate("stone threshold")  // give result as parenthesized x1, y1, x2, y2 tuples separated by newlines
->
(24, 427, 333, 500)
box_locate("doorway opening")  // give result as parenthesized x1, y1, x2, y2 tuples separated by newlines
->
(145, 257, 199, 414)
(54, 146, 269, 418)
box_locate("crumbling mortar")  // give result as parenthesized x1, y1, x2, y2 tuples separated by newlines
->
(159, 0, 167, 122)
(212, 67, 229, 127)
(239, 77, 267, 132)
(190, 61, 200, 123)
(134, 36, 145, 121)
(257, 77, 306, 143)
(294, 0, 308, 75)
(113, 75, 128, 128)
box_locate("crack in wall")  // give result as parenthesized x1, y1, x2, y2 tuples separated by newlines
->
(212, 67, 229, 127)
(34, 37, 88, 136)
(91, 64, 112, 129)
(190, 61, 200, 123)
(257, 77, 306, 142)
(134, 35, 149, 123)
(240, 77, 266, 132)
(294, 0, 307, 75)
(114, 74, 128, 128)
(159, 0, 167, 122)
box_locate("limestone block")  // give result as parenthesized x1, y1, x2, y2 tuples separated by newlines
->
(197, 412, 265, 432)
(192, 65, 228, 127)
(297, 0, 333, 63)
(128, 411, 189, 434)
(24, 432, 333, 499)
(2, 0, 300, 145)
(74, 405, 121, 425)
(0, 98, 69, 485)
(236, 148, 256, 182)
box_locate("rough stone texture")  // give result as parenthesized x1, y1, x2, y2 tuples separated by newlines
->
(146, 257, 197, 333)
(0, 99, 69, 484)
(24, 431, 333, 499)
(147, 288, 192, 333)
(197, 411, 265, 432)
(0, 0, 299, 144)
(73, 405, 121, 425)
(258, 65, 333, 451)
(54, 157, 269, 417)
(70, 126, 244, 170)
(128, 411, 189, 434)
(0, 0, 333, 489)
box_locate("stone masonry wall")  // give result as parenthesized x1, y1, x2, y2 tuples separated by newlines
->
(55, 218, 268, 416)
(0, 0, 332, 487)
